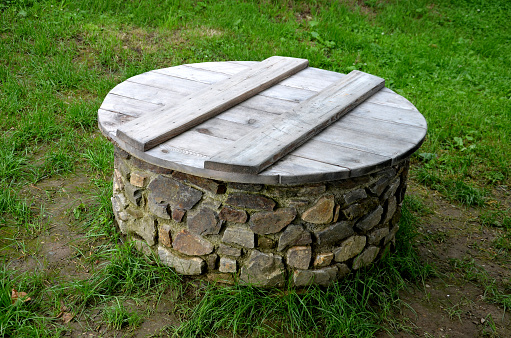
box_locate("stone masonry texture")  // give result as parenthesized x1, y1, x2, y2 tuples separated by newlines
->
(111, 147, 410, 288)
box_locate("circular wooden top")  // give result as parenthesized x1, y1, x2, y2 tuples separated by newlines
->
(98, 61, 427, 185)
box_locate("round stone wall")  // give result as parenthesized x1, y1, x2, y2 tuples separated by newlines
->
(111, 146, 408, 288)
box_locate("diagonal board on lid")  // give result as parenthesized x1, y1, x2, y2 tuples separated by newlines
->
(116, 56, 309, 151)
(204, 70, 385, 174)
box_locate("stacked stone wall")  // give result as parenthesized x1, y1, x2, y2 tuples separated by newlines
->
(111, 147, 409, 288)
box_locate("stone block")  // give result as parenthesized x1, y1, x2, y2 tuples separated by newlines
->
(114, 146, 130, 159)
(297, 184, 326, 196)
(277, 225, 312, 251)
(217, 244, 242, 257)
(288, 199, 309, 209)
(367, 227, 389, 245)
(287, 246, 311, 270)
(222, 226, 255, 248)
(172, 171, 226, 194)
(352, 246, 380, 270)
(355, 206, 383, 232)
(225, 193, 275, 211)
(342, 198, 378, 220)
(124, 183, 142, 206)
(132, 238, 152, 256)
(383, 196, 397, 224)
(218, 206, 247, 223)
(173, 230, 214, 256)
(340, 189, 367, 206)
(250, 208, 296, 234)
(148, 175, 202, 210)
(384, 225, 400, 246)
(147, 198, 171, 219)
(333, 204, 340, 223)
(172, 208, 185, 222)
(134, 216, 157, 246)
(131, 156, 172, 175)
(114, 157, 130, 180)
(188, 208, 221, 235)
(329, 175, 370, 189)
(382, 177, 401, 201)
(111, 196, 123, 214)
(293, 266, 338, 287)
(314, 221, 354, 246)
(206, 253, 218, 270)
(219, 257, 237, 273)
(228, 182, 263, 192)
(336, 263, 350, 279)
(313, 253, 334, 268)
(240, 250, 285, 287)
(158, 246, 205, 275)
(114, 193, 129, 209)
(130, 172, 148, 188)
(207, 273, 235, 285)
(126, 206, 144, 219)
(333, 236, 367, 262)
(158, 223, 172, 248)
(113, 169, 124, 193)
(258, 237, 276, 250)
(117, 219, 127, 234)
(368, 169, 395, 196)
(302, 195, 334, 224)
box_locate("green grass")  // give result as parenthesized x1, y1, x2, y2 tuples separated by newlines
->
(0, 0, 509, 336)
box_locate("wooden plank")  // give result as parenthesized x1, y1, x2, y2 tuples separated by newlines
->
(204, 70, 385, 174)
(127, 71, 207, 95)
(155, 65, 230, 84)
(99, 94, 159, 117)
(116, 56, 309, 151)
(109, 81, 186, 106)
(349, 101, 427, 128)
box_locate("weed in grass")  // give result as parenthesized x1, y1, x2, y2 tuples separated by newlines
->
(480, 210, 511, 229)
(103, 297, 142, 330)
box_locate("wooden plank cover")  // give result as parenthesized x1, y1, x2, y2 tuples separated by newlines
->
(116, 56, 309, 151)
(204, 70, 385, 174)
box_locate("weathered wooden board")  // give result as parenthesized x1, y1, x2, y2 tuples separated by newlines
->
(116, 56, 309, 151)
(204, 70, 385, 174)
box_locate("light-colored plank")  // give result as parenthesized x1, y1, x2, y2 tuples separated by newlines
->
(109, 81, 186, 106)
(116, 56, 309, 151)
(205, 70, 385, 174)
(349, 101, 427, 128)
(127, 71, 207, 95)
(154, 65, 230, 84)
(99, 94, 159, 116)
(186, 61, 250, 75)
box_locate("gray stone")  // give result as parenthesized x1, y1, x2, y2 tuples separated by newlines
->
(367, 227, 390, 245)
(336, 263, 350, 279)
(158, 223, 172, 247)
(342, 198, 378, 220)
(329, 175, 370, 189)
(219, 257, 237, 273)
(132, 238, 152, 256)
(113, 169, 124, 193)
(217, 244, 242, 257)
(124, 183, 142, 206)
(225, 193, 275, 211)
(173, 230, 214, 256)
(206, 253, 218, 270)
(352, 246, 380, 270)
(117, 210, 128, 222)
(134, 216, 156, 246)
(158, 246, 205, 275)
(301, 195, 334, 224)
(240, 250, 285, 287)
(287, 246, 311, 270)
(228, 182, 264, 192)
(172, 171, 226, 194)
(148, 175, 202, 210)
(340, 189, 367, 206)
(355, 206, 383, 232)
(117, 219, 127, 234)
(314, 221, 354, 246)
(382, 177, 401, 201)
(147, 198, 171, 219)
(188, 208, 221, 235)
(368, 169, 395, 196)
(114, 193, 129, 209)
(313, 253, 334, 268)
(333, 236, 367, 262)
(114, 146, 130, 160)
(222, 226, 255, 248)
(293, 266, 338, 287)
(250, 208, 296, 234)
(111, 196, 122, 214)
(277, 225, 312, 251)
(258, 237, 276, 249)
(126, 206, 144, 219)
(384, 225, 400, 246)
(297, 184, 326, 196)
(219, 206, 247, 223)
(383, 196, 397, 224)
(115, 157, 130, 180)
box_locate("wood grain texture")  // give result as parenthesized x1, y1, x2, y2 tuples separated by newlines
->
(97, 60, 427, 184)
(116, 56, 309, 151)
(204, 70, 385, 174)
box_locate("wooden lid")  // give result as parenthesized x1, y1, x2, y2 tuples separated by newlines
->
(98, 57, 427, 184)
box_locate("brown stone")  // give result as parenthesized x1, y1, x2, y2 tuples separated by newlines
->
(172, 208, 185, 222)
(217, 244, 242, 257)
(286, 246, 311, 270)
(219, 206, 247, 223)
(352, 246, 380, 270)
(297, 184, 326, 196)
(158, 223, 172, 248)
(258, 237, 276, 250)
(228, 182, 263, 192)
(172, 171, 226, 194)
(355, 206, 383, 232)
(302, 195, 334, 224)
(250, 208, 296, 234)
(333, 236, 367, 262)
(314, 221, 354, 246)
(288, 199, 309, 209)
(131, 156, 172, 175)
(225, 193, 275, 211)
(332, 204, 340, 223)
(173, 230, 214, 256)
(222, 226, 255, 248)
(130, 172, 148, 188)
(188, 208, 221, 235)
(148, 175, 202, 210)
(207, 273, 235, 285)
(277, 225, 312, 251)
(219, 257, 237, 273)
(293, 266, 338, 287)
(126, 206, 144, 219)
(240, 250, 285, 287)
(313, 253, 334, 268)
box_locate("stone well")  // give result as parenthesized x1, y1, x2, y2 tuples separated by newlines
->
(99, 57, 427, 287)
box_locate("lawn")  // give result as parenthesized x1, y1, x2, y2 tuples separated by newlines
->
(1, 0, 510, 336)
